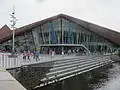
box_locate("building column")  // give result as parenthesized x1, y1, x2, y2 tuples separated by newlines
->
(49, 28, 51, 44)
(77, 32, 79, 44)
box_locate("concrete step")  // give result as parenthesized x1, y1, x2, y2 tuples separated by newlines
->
(41, 59, 112, 83)
(46, 58, 109, 77)
(53, 58, 91, 68)
(50, 58, 102, 72)
(58, 60, 112, 81)
(53, 56, 98, 64)
(52, 56, 109, 70)
(53, 57, 100, 67)
(56, 60, 111, 79)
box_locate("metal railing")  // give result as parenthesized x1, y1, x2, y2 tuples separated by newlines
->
(0, 52, 112, 69)
(0, 53, 41, 69)
(0, 53, 78, 69)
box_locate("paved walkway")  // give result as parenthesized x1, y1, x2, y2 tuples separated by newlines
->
(0, 53, 85, 69)
(0, 53, 109, 69)
(0, 67, 26, 90)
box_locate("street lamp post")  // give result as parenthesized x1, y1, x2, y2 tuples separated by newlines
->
(10, 8, 17, 54)
(12, 25, 15, 52)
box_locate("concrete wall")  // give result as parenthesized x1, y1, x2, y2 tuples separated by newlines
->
(7, 61, 53, 90)
(110, 55, 120, 62)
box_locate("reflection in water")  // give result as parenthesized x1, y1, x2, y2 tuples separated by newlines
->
(34, 63, 120, 90)
(94, 63, 120, 90)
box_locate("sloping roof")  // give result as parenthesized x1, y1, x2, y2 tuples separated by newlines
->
(0, 25, 12, 43)
(0, 14, 120, 46)
(62, 14, 120, 46)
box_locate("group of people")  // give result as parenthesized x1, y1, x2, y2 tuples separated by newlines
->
(23, 50, 40, 61)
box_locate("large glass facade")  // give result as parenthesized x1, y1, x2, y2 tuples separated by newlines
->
(0, 17, 119, 53)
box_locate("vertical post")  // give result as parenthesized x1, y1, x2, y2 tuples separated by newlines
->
(68, 21, 72, 44)
(62, 46, 64, 55)
(13, 27, 15, 52)
(10, 6, 17, 54)
(49, 21, 57, 44)
(49, 26, 51, 44)
(61, 18, 63, 44)
(41, 27, 45, 44)
(77, 32, 78, 44)
(61, 18, 64, 54)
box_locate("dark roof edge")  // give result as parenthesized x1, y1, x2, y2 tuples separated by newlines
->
(1, 14, 120, 46)
(0, 25, 11, 31)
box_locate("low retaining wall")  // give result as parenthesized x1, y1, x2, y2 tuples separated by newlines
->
(110, 55, 120, 62)
(7, 61, 54, 90)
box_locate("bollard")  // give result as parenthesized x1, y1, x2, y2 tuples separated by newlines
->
(2, 54, 4, 68)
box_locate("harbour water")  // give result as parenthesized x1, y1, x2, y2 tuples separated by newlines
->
(34, 63, 120, 90)
(94, 63, 120, 90)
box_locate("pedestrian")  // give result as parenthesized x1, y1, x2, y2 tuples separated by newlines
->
(49, 50, 52, 55)
(62, 51, 64, 55)
(52, 50, 55, 57)
(35, 50, 40, 61)
(68, 49, 71, 55)
(23, 51, 26, 60)
(27, 50, 31, 60)
(33, 50, 36, 59)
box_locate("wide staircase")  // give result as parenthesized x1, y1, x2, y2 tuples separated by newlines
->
(37, 55, 113, 88)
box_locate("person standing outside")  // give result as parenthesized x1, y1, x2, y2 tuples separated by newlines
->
(32, 50, 36, 59)
(52, 50, 55, 57)
(68, 49, 71, 55)
(23, 51, 26, 61)
(35, 50, 40, 61)
(27, 50, 31, 60)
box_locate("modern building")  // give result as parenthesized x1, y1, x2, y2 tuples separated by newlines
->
(0, 14, 120, 54)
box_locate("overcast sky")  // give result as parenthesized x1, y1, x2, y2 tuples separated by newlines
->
(0, 0, 120, 32)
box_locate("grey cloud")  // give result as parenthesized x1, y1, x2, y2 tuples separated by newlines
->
(36, 0, 48, 3)
(0, 0, 120, 32)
